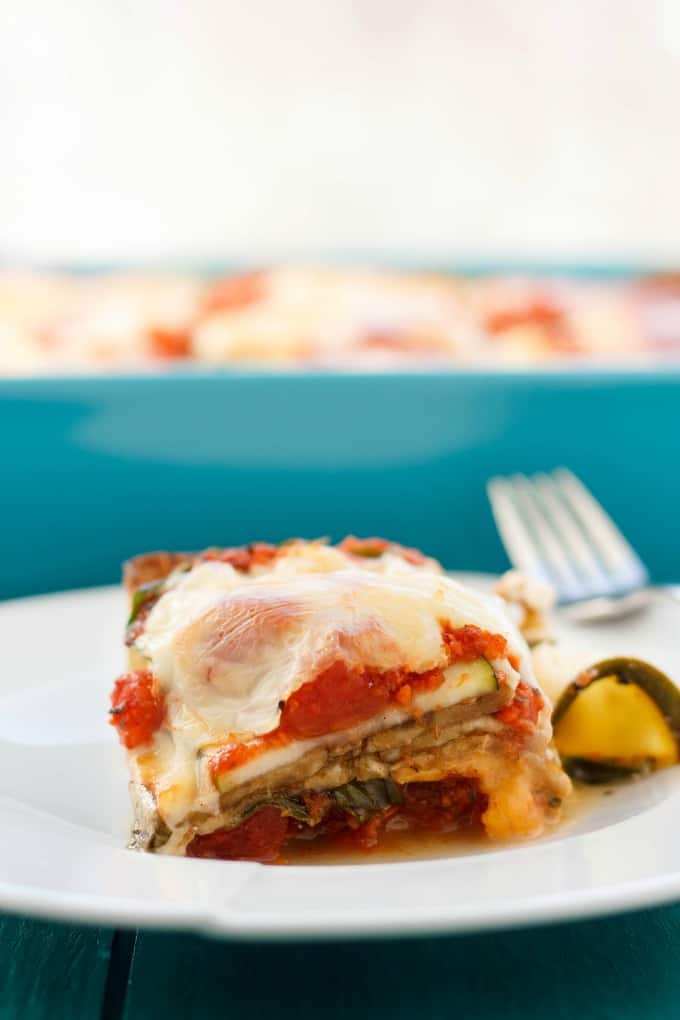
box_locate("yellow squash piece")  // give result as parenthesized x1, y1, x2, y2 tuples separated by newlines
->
(554, 674, 678, 769)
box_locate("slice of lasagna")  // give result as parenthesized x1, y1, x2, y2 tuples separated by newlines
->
(110, 538, 571, 862)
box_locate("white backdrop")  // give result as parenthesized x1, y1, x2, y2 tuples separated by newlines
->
(2, 0, 680, 264)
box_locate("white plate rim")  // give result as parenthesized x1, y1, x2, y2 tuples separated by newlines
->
(1, 581, 680, 939)
(1, 860, 680, 940)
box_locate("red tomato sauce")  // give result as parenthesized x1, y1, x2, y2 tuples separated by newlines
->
(200, 542, 279, 572)
(188, 777, 487, 862)
(186, 807, 288, 862)
(494, 681, 542, 733)
(441, 623, 508, 662)
(210, 624, 509, 781)
(485, 298, 563, 335)
(209, 663, 443, 781)
(110, 671, 166, 749)
(280, 660, 427, 740)
(209, 729, 291, 778)
(147, 327, 191, 359)
(200, 272, 265, 315)
(339, 535, 427, 565)
(401, 777, 487, 830)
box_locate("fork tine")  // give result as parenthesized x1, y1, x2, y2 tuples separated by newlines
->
(508, 475, 585, 601)
(552, 469, 649, 589)
(532, 472, 611, 593)
(487, 477, 552, 583)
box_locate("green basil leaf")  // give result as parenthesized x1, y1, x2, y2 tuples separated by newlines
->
(127, 579, 166, 626)
(127, 564, 192, 627)
(267, 794, 314, 823)
(245, 779, 403, 829)
(246, 794, 313, 824)
(330, 778, 403, 823)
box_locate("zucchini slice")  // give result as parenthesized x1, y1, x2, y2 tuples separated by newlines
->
(553, 657, 680, 782)
(442, 657, 499, 698)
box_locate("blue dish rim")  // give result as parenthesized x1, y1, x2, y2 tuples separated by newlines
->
(3, 363, 680, 388)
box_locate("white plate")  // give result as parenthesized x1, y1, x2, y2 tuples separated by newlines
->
(1, 579, 680, 939)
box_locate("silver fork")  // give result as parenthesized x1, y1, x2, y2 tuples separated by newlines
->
(487, 468, 652, 622)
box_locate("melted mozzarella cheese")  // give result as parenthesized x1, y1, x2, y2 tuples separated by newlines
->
(131, 544, 535, 829)
(137, 549, 529, 740)
(134, 657, 513, 831)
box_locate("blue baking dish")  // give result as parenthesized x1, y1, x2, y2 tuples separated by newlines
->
(2, 363, 679, 600)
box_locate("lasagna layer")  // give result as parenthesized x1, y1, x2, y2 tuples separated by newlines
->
(111, 537, 571, 861)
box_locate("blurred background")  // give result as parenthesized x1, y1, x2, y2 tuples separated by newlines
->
(3, 0, 680, 266)
(2, 0, 680, 598)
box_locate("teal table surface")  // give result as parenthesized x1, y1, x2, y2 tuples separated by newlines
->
(3, 904, 680, 1019)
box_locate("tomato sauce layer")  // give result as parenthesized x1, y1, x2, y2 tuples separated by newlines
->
(187, 807, 288, 862)
(186, 777, 487, 861)
(110, 671, 166, 749)
(211, 624, 510, 781)
(494, 682, 542, 733)
(282, 625, 508, 741)
(208, 661, 444, 779)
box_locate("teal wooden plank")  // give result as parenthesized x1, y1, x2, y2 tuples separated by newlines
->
(0, 915, 114, 1020)
(125, 905, 680, 1020)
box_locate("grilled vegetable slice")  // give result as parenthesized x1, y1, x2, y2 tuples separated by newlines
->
(238, 779, 404, 830)
(553, 657, 680, 782)
(455, 657, 499, 697)
(253, 794, 314, 824)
